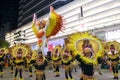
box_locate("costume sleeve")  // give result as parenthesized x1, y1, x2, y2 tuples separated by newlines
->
(75, 54, 82, 62)
(97, 57, 103, 64)
(44, 59, 48, 67)
(31, 59, 36, 64)
(12, 57, 16, 64)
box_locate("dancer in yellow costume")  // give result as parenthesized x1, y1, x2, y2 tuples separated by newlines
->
(106, 41, 120, 79)
(51, 45, 62, 77)
(12, 44, 29, 80)
(34, 51, 48, 80)
(0, 48, 7, 78)
(9, 47, 14, 74)
(25, 52, 34, 77)
(66, 32, 104, 80)
(32, 6, 63, 52)
(61, 48, 74, 80)
(32, 5, 63, 78)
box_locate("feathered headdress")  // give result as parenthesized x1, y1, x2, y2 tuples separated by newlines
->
(11, 44, 31, 57)
(65, 32, 104, 64)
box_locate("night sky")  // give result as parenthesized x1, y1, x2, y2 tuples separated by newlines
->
(0, 0, 19, 32)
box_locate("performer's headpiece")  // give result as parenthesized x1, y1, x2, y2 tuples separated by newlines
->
(65, 32, 104, 58)
(106, 41, 120, 53)
(12, 44, 30, 57)
(83, 39, 89, 43)
(0, 48, 8, 54)
(17, 48, 22, 53)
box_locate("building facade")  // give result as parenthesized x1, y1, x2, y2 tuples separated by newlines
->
(6, 0, 120, 48)
(18, 0, 73, 27)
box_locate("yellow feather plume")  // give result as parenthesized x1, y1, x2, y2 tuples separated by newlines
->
(46, 6, 63, 38)
(66, 32, 104, 64)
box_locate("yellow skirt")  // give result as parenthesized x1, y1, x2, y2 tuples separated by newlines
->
(81, 74, 95, 80)
(16, 65, 23, 70)
(53, 61, 61, 67)
(36, 70, 44, 75)
(65, 65, 71, 72)
(111, 61, 118, 67)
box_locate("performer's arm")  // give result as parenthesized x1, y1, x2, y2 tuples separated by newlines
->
(12, 57, 16, 65)
(75, 54, 82, 62)
(44, 59, 48, 67)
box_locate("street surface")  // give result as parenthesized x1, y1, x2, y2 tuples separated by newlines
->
(0, 67, 119, 80)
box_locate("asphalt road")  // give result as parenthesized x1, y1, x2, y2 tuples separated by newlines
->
(0, 67, 119, 80)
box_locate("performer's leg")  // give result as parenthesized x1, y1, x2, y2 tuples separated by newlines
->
(98, 64, 102, 75)
(112, 67, 116, 79)
(74, 68, 77, 72)
(0, 65, 3, 78)
(79, 78, 83, 80)
(19, 69, 23, 80)
(36, 74, 38, 80)
(29, 66, 32, 77)
(79, 70, 83, 80)
(57, 66, 60, 72)
(65, 71, 69, 80)
(39, 74, 43, 80)
(14, 68, 18, 80)
(43, 72, 46, 80)
(69, 71, 73, 79)
(114, 66, 119, 79)
(55, 66, 60, 77)
(25, 63, 28, 71)
(53, 64, 56, 72)
(11, 65, 14, 74)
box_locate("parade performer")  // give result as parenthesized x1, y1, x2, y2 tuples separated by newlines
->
(51, 45, 62, 77)
(9, 47, 15, 74)
(96, 56, 103, 75)
(10, 55, 14, 74)
(61, 48, 74, 80)
(25, 52, 34, 77)
(34, 51, 48, 80)
(65, 32, 104, 80)
(12, 44, 30, 80)
(31, 50, 38, 73)
(106, 41, 120, 79)
(71, 58, 78, 72)
(45, 51, 52, 70)
(0, 49, 6, 78)
(32, 6, 63, 53)
(31, 5, 63, 78)
(96, 41, 108, 75)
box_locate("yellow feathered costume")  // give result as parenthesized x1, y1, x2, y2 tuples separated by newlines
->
(65, 32, 104, 64)
(11, 43, 31, 58)
(106, 41, 120, 53)
(105, 41, 120, 79)
(0, 48, 8, 54)
(32, 6, 63, 47)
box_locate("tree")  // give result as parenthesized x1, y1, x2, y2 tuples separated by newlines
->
(0, 40, 10, 48)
